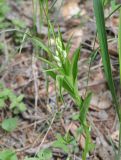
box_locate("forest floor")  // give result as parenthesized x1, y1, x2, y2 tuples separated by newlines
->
(0, 0, 120, 159)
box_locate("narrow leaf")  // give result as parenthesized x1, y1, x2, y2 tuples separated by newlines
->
(71, 47, 80, 84)
(93, 0, 121, 119)
(32, 37, 53, 57)
(118, 8, 121, 85)
(79, 93, 92, 124)
(37, 56, 56, 68)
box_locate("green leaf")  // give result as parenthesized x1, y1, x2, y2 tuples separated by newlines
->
(56, 133, 66, 144)
(58, 28, 66, 51)
(93, 0, 121, 120)
(18, 103, 26, 112)
(9, 93, 17, 102)
(118, 8, 121, 85)
(16, 94, 24, 102)
(53, 140, 69, 153)
(56, 75, 63, 97)
(12, 19, 26, 28)
(53, 134, 70, 153)
(71, 113, 80, 121)
(0, 89, 11, 98)
(32, 37, 53, 58)
(10, 101, 17, 110)
(79, 93, 92, 124)
(0, 82, 4, 89)
(0, 99, 5, 109)
(64, 58, 71, 76)
(37, 149, 52, 160)
(101, 0, 111, 6)
(37, 56, 56, 68)
(71, 47, 80, 84)
(62, 78, 75, 97)
(46, 70, 57, 80)
(65, 35, 73, 55)
(82, 126, 94, 160)
(1, 117, 18, 132)
(0, 150, 18, 160)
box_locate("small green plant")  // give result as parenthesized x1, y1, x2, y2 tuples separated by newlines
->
(0, 150, 18, 160)
(12, 19, 27, 45)
(0, 84, 26, 131)
(29, 1, 94, 159)
(24, 148, 52, 160)
(0, 85, 26, 114)
(0, 0, 11, 29)
(53, 133, 78, 158)
(0, 0, 27, 46)
(31, 22, 93, 160)
(0, 148, 52, 160)
(1, 117, 18, 132)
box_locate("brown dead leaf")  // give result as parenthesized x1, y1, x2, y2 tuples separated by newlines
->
(97, 145, 114, 160)
(89, 68, 106, 92)
(68, 122, 79, 139)
(79, 134, 86, 149)
(111, 130, 119, 148)
(15, 75, 26, 87)
(108, 42, 118, 56)
(39, 84, 55, 97)
(61, 1, 80, 20)
(111, 16, 119, 28)
(91, 91, 112, 110)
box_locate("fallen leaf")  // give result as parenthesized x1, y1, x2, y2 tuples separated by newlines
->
(111, 130, 119, 148)
(61, 1, 80, 20)
(91, 91, 112, 110)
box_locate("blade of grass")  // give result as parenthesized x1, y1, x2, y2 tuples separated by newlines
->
(71, 47, 81, 84)
(79, 93, 92, 124)
(93, 0, 121, 119)
(118, 8, 121, 85)
(106, 4, 121, 20)
(93, 0, 121, 158)
(32, 37, 53, 58)
(118, 8, 121, 159)
(37, 56, 56, 68)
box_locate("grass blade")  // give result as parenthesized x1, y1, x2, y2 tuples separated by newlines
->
(93, 0, 121, 119)
(79, 93, 92, 124)
(118, 8, 121, 85)
(32, 37, 53, 57)
(71, 47, 81, 84)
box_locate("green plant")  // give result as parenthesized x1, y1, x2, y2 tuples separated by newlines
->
(0, 150, 18, 160)
(1, 117, 18, 132)
(53, 133, 78, 158)
(0, 85, 26, 114)
(93, 0, 121, 159)
(118, 8, 121, 85)
(0, 0, 11, 29)
(12, 19, 27, 45)
(24, 148, 52, 160)
(37, 149, 52, 160)
(31, 23, 93, 160)
(0, 84, 26, 131)
(0, 0, 11, 53)
(28, 1, 94, 159)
